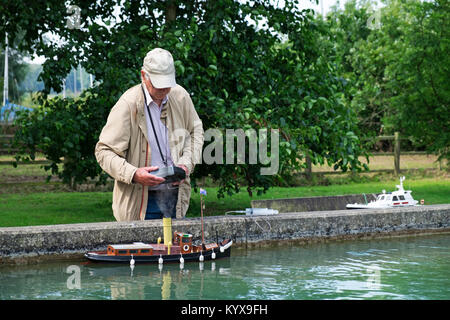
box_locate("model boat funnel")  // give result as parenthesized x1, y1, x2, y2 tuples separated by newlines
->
(163, 217, 172, 246)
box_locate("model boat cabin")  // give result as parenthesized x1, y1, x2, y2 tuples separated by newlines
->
(105, 232, 218, 257)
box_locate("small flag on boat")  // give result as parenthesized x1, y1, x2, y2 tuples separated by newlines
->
(200, 188, 207, 196)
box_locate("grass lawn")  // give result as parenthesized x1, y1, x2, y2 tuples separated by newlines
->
(0, 192, 114, 227)
(188, 176, 450, 217)
(0, 177, 448, 227)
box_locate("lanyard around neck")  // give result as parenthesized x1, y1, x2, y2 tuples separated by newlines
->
(141, 84, 168, 167)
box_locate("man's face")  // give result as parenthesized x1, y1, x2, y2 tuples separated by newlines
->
(141, 70, 171, 101)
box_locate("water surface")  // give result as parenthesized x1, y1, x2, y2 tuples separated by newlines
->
(0, 233, 449, 300)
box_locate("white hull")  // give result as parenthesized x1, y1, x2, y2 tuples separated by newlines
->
(346, 177, 420, 210)
(346, 203, 420, 209)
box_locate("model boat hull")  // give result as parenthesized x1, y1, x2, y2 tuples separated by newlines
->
(85, 240, 232, 264)
(346, 203, 420, 209)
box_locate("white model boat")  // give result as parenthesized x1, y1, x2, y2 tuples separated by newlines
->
(346, 177, 419, 209)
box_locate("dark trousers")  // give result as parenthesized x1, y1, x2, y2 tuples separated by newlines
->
(145, 188, 179, 220)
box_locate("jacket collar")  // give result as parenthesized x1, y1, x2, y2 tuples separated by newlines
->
(141, 83, 169, 110)
(137, 83, 171, 143)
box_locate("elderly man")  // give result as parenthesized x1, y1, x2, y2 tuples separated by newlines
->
(95, 48, 204, 221)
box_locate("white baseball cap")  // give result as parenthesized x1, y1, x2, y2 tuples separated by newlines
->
(142, 48, 177, 88)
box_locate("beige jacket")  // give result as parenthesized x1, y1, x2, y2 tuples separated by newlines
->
(95, 84, 204, 221)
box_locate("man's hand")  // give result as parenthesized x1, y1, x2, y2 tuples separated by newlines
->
(133, 166, 165, 186)
(172, 164, 189, 186)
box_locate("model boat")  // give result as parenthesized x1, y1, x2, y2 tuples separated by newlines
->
(85, 188, 232, 264)
(346, 176, 419, 209)
(85, 231, 232, 264)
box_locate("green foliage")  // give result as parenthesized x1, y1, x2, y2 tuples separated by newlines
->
(317, 0, 380, 135)
(13, 91, 110, 189)
(4, 0, 368, 196)
(322, 0, 449, 159)
(378, 0, 449, 160)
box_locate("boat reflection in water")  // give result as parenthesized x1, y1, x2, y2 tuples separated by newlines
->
(84, 258, 233, 300)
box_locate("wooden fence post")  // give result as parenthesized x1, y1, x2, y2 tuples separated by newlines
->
(305, 153, 312, 181)
(394, 131, 400, 175)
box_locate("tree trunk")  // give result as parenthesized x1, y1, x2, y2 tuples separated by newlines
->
(166, 0, 177, 23)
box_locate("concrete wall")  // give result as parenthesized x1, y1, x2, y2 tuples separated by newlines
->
(251, 194, 378, 212)
(1, 204, 449, 263)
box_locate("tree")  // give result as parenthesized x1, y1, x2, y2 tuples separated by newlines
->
(327, 0, 449, 159)
(2, 0, 368, 195)
(318, 0, 383, 137)
(379, 0, 449, 160)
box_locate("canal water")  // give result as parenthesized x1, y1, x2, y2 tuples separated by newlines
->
(1, 233, 449, 300)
